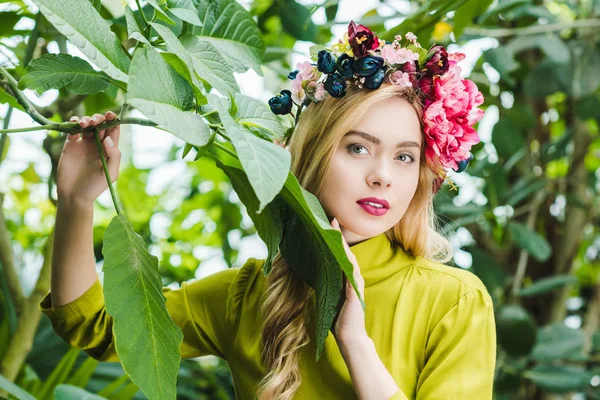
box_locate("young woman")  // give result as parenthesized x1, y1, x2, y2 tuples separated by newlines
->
(41, 24, 496, 400)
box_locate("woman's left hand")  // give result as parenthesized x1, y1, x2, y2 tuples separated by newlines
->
(330, 217, 368, 345)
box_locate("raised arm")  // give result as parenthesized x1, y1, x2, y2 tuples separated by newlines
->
(51, 111, 121, 307)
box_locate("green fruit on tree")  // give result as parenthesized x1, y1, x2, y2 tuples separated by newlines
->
(496, 304, 537, 356)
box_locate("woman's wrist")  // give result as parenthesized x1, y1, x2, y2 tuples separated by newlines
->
(336, 333, 374, 356)
(57, 196, 94, 212)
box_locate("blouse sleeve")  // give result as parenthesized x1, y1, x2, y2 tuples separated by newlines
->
(39, 265, 244, 362)
(414, 289, 497, 399)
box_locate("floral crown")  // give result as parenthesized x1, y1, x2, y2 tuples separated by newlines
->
(268, 21, 485, 193)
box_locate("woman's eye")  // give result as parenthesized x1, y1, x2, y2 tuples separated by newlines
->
(397, 154, 415, 163)
(348, 143, 368, 155)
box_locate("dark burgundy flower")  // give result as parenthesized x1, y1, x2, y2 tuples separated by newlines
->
(347, 20, 380, 58)
(401, 61, 419, 87)
(424, 45, 449, 75)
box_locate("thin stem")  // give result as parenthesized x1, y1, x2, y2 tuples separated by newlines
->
(215, 129, 231, 142)
(107, 78, 127, 91)
(213, 141, 238, 159)
(93, 128, 122, 215)
(0, 106, 13, 164)
(0, 117, 157, 135)
(135, 0, 150, 28)
(119, 102, 130, 119)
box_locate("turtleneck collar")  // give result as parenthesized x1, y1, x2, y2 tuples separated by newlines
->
(349, 233, 417, 286)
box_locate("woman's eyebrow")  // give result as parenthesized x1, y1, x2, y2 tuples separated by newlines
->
(345, 130, 421, 149)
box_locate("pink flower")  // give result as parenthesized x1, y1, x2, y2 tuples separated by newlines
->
(305, 81, 328, 102)
(422, 63, 484, 171)
(388, 71, 412, 87)
(405, 32, 417, 44)
(291, 78, 305, 104)
(381, 44, 419, 65)
(296, 61, 319, 81)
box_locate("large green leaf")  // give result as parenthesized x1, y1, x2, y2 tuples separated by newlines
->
(452, 0, 493, 39)
(146, 0, 175, 23)
(124, 5, 151, 45)
(127, 47, 212, 147)
(210, 150, 283, 275)
(32, 0, 130, 82)
(277, 0, 317, 41)
(531, 323, 585, 362)
(0, 374, 36, 400)
(166, 0, 203, 26)
(207, 148, 364, 361)
(54, 384, 107, 400)
(103, 214, 184, 400)
(234, 93, 285, 138)
(525, 365, 592, 393)
(179, 35, 239, 95)
(0, 85, 25, 111)
(381, 0, 469, 44)
(492, 117, 526, 160)
(207, 93, 290, 212)
(518, 275, 578, 298)
(508, 221, 552, 262)
(149, 23, 206, 94)
(36, 346, 79, 399)
(277, 172, 364, 361)
(192, 0, 265, 75)
(18, 53, 110, 95)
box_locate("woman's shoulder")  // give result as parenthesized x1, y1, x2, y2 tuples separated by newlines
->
(410, 255, 490, 299)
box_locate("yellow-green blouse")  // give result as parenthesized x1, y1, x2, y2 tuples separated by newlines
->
(40, 232, 496, 399)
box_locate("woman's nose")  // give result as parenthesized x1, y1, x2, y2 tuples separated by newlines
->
(367, 163, 392, 187)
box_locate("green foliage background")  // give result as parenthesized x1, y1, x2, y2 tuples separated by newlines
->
(0, 0, 599, 399)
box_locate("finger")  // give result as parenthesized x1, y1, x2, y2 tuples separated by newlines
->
(91, 113, 105, 126)
(66, 132, 81, 142)
(79, 116, 91, 128)
(105, 111, 117, 121)
(105, 123, 120, 147)
(105, 141, 121, 183)
(69, 116, 80, 123)
(103, 135, 121, 160)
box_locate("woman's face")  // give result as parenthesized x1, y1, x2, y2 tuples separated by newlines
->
(319, 97, 423, 246)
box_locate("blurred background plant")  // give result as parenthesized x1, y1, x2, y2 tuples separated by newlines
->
(0, 0, 599, 399)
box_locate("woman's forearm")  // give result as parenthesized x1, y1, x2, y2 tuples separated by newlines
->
(50, 198, 98, 307)
(338, 336, 403, 400)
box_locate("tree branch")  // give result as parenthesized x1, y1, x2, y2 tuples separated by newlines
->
(0, 117, 158, 135)
(463, 18, 600, 38)
(510, 189, 547, 300)
(0, 193, 25, 315)
(0, 230, 54, 382)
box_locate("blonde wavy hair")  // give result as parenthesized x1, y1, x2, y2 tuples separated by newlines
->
(255, 83, 454, 399)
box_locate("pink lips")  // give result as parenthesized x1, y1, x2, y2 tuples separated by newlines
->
(356, 197, 390, 216)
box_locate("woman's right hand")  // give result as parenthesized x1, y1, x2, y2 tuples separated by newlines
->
(56, 111, 121, 207)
